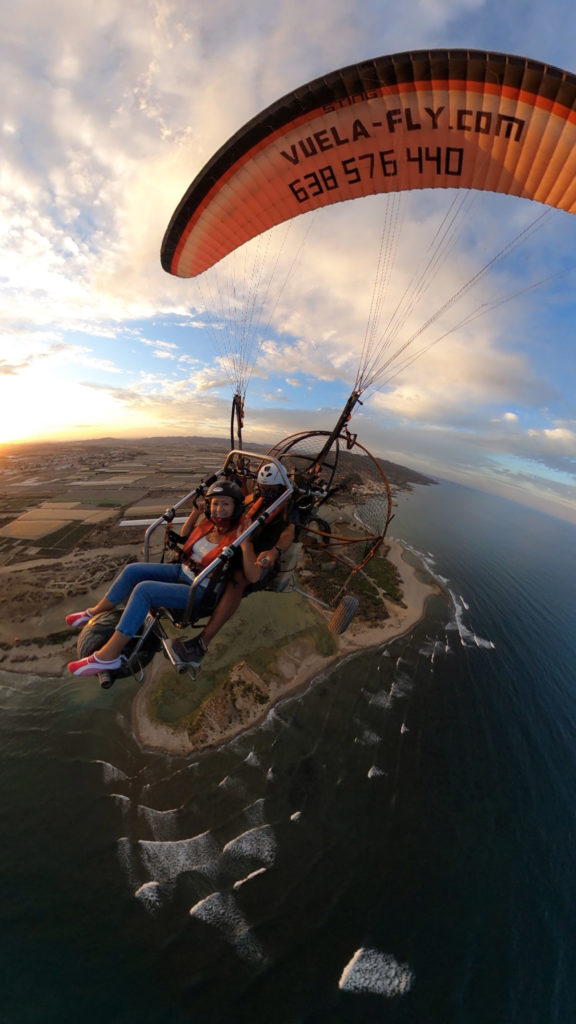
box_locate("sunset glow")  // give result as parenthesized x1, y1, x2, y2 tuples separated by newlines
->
(0, 1, 574, 523)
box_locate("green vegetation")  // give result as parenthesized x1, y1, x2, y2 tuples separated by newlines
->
(303, 544, 403, 624)
(362, 551, 404, 602)
(146, 590, 338, 732)
(146, 537, 402, 736)
(34, 522, 95, 556)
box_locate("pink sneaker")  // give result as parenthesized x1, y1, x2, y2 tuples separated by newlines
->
(66, 610, 93, 628)
(68, 653, 123, 677)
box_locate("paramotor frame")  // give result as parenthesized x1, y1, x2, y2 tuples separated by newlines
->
(267, 428, 394, 606)
(75, 447, 366, 689)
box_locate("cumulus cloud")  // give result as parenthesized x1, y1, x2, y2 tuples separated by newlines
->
(2, 0, 576, 519)
(0, 0, 520, 334)
(529, 426, 576, 449)
(368, 332, 555, 427)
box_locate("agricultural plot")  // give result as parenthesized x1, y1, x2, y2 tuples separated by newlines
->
(0, 503, 116, 541)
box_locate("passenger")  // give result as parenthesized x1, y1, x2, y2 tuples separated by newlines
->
(66, 481, 260, 677)
(170, 462, 297, 668)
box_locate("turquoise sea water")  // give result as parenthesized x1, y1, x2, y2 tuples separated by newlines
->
(1, 480, 576, 1023)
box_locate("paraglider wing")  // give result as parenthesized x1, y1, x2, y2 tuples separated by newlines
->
(161, 49, 576, 278)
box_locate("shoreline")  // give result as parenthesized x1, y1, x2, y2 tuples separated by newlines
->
(0, 536, 440, 757)
(131, 538, 441, 757)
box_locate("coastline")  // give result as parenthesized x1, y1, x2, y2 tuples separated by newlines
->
(131, 538, 441, 756)
(0, 535, 440, 757)
(0, 438, 441, 758)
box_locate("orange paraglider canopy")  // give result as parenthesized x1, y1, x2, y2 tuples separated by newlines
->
(161, 48, 576, 278)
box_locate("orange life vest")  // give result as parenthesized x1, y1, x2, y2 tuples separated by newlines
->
(182, 518, 238, 570)
(244, 493, 285, 523)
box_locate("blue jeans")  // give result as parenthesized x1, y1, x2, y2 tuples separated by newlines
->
(105, 562, 211, 638)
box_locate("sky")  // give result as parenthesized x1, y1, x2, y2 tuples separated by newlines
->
(1, 0, 576, 523)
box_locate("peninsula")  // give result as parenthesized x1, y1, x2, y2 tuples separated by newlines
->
(0, 436, 438, 754)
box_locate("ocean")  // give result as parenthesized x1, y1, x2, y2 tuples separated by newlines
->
(1, 479, 576, 1023)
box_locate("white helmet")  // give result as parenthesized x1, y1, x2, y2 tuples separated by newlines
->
(257, 463, 284, 487)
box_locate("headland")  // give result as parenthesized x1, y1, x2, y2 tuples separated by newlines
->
(0, 436, 438, 754)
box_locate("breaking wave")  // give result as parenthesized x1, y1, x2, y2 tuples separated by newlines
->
(339, 947, 414, 996)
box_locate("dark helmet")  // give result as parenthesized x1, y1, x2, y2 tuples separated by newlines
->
(205, 480, 244, 523)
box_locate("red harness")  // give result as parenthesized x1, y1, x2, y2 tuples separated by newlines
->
(182, 495, 287, 570)
(182, 518, 237, 570)
(244, 494, 284, 523)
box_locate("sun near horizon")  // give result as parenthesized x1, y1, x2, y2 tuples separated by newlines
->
(0, 374, 164, 447)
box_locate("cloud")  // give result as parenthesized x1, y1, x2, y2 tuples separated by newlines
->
(1, 0, 513, 335)
(369, 332, 556, 428)
(138, 338, 178, 360)
(76, 374, 242, 437)
(0, 360, 28, 376)
(2, 0, 576, 519)
(0, 339, 123, 376)
(262, 391, 291, 403)
(529, 426, 576, 449)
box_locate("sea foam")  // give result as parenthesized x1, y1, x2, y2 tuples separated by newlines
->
(137, 804, 180, 841)
(354, 726, 381, 747)
(134, 880, 163, 913)
(138, 831, 221, 886)
(368, 689, 392, 710)
(241, 798, 267, 828)
(232, 867, 267, 890)
(189, 891, 266, 963)
(92, 759, 129, 784)
(223, 824, 277, 867)
(398, 540, 496, 651)
(111, 793, 131, 829)
(339, 947, 414, 996)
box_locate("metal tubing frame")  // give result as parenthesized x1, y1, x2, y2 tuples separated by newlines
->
(142, 450, 293, 626)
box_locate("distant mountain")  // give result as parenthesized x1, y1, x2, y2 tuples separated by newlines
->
(374, 456, 436, 488)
